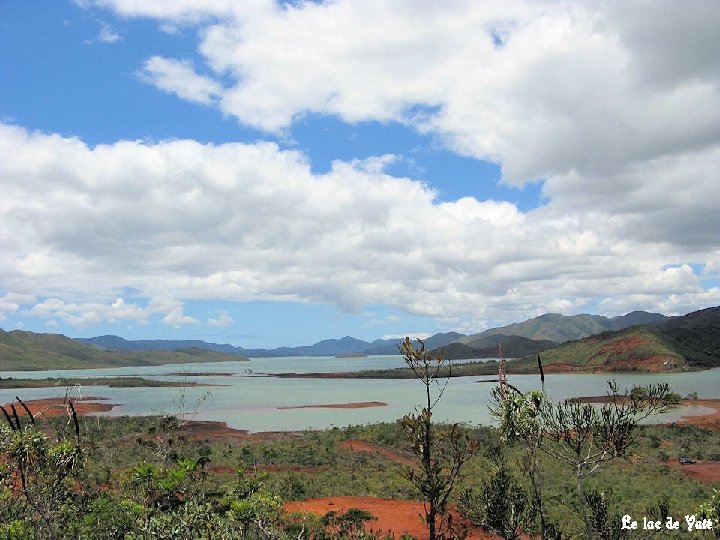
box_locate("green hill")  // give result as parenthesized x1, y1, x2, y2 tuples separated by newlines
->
(458, 311, 668, 344)
(431, 335, 557, 360)
(0, 329, 248, 371)
(506, 309, 720, 374)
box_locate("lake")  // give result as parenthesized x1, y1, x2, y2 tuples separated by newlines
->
(1, 356, 718, 432)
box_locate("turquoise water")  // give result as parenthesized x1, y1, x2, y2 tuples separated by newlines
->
(1, 356, 718, 432)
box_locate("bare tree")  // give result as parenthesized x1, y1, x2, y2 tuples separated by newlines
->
(400, 337, 477, 540)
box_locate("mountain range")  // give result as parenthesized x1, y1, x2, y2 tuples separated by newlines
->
(74, 312, 670, 359)
(433, 311, 670, 360)
(1, 307, 718, 372)
(76, 332, 466, 358)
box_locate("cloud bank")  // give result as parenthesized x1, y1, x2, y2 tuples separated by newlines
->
(1, 123, 718, 330)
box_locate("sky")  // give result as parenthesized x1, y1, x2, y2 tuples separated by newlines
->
(1, 0, 719, 348)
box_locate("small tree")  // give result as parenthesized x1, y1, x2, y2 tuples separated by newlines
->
(459, 445, 532, 540)
(0, 398, 83, 540)
(400, 337, 477, 540)
(698, 489, 720, 539)
(492, 380, 676, 539)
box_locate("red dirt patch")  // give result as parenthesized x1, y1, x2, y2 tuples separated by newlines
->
(667, 459, 720, 484)
(284, 496, 496, 539)
(277, 401, 387, 409)
(340, 439, 415, 466)
(5, 396, 116, 417)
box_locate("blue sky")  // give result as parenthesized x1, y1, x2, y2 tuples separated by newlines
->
(1, 1, 719, 347)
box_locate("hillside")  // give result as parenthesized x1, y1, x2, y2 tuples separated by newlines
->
(509, 326, 690, 373)
(430, 335, 557, 360)
(0, 329, 248, 371)
(506, 308, 720, 373)
(458, 311, 668, 344)
(655, 306, 720, 368)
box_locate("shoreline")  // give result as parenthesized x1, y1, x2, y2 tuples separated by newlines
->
(4, 396, 117, 417)
(574, 396, 720, 430)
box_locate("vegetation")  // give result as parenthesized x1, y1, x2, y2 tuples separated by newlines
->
(489, 374, 681, 539)
(0, 395, 717, 539)
(0, 329, 247, 371)
(0, 329, 719, 538)
(0, 377, 213, 389)
(428, 335, 557, 361)
(399, 338, 478, 539)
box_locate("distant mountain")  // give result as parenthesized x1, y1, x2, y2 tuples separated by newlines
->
(363, 332, 467, 355)
(76, 332, 465, 358)
(0, 329, 248, 371)
(505, 307, 720, 373)
(431, 335, 557, 360)
(264, 336, 389, 357)
(78, 335, 248, 355)
(458, 311, 668, 344)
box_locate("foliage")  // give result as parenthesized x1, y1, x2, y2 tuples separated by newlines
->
(0, 384, 716, 540)
(697, 489, 720, 538)
(491, 380, 678, 539)
(0, 399, 83, 540)
(400, 337, 478, 540)
(458, 446, 532, 540)
(322, 508, 376, 537)
(584, 489, 627, 540)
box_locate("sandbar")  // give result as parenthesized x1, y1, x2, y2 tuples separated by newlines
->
(277, 401, 387, 410)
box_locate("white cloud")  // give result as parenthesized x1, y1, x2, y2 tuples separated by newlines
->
(1, 124, 718, 329)
(25, 297, 148, 327)
(98, 22, 122, 43)
(163, 308, 199, 327)
(382, 332, 432, 341)
(208, 310, 233, 327)
(81, 0, 720, 185)
(138, 56, 222, 105)
(0, 292, 36, 320)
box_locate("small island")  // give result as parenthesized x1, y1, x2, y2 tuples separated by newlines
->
(0, 376, 219, 389)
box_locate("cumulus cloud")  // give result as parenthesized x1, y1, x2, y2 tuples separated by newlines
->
(25, 297, 147, 327)
(81, 0, 720, 184)
(208, 311, 233, 327)
(1, 123, 718, 330)
(0, 293, 36, 320)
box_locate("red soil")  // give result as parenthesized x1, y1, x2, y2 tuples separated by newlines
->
(667, 459, 720, 484)
(340, 439, 415, 466)
(340, 439, 415, 465)
(4, 396, 116, 417)
(277, 401, 387, 410)
(284, 496, 496, 539)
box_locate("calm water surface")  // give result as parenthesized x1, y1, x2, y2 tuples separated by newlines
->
(1, 356, 718, 432)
